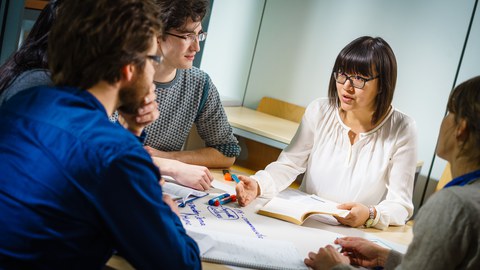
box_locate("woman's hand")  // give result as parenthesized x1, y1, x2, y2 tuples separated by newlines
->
(335, 202, 370, 227)
(304, 245, 349, 270)
(235, 175, 259, 206)
(334, 237, 390, 268)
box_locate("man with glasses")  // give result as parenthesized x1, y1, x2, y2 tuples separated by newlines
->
(0, 0, 200, 268)
(136, 0, 241, 191)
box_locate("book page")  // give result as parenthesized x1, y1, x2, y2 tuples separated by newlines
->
(187, 227, 308, 270)
(259, 189, 349, 225)
(259, 197, 315, 224)
(278, 189, 348, 217)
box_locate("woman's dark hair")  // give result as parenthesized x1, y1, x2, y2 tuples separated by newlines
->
(328, 36, 397, 125)
(447, 76, 480, 161)
(0, 0, 62, 93)
(155, 0, 208, 38)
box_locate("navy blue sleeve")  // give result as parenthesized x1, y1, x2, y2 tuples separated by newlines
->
(95, 147, 201, 269)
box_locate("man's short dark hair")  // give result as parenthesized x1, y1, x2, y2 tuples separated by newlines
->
(49, 0, 162, 90)
(155, 0, 208, 36)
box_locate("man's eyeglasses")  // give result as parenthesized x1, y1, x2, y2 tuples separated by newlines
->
(146, 55, 161, 66)
(333, 72, 378, 89)
(165, 31, 207, 43)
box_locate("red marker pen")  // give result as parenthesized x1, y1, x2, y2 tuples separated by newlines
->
(214, 195, 237, 206)
(208, 193, 230, 206)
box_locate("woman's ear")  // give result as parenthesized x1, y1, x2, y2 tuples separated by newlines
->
(456, 118, 469, 142)
(121, 64, 135, 82)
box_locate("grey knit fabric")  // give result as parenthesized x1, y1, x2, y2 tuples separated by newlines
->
(142, 67, 239, 157)
(0, 69, 52, 106)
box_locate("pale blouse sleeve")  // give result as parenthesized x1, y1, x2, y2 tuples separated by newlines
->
(251, 99, 320, 198)
(374, 115, 417, 229)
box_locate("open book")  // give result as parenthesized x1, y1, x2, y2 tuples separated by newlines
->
(162, 182, 208, 207)
(258, 189, 349, 225)
(187, 227, 308, 270)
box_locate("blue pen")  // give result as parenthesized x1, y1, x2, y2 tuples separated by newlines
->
(208, 193, 230, 206)
(231, 174, 240, 183)
(216, 195, 236, 205)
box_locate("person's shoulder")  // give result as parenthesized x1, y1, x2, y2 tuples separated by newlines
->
(185, 66, 207, 76)
(306, 97, 334, 114)
(387, 107, 417, 134)
(15, 69, 52, 86)
(0, 69, 52, 103)
(21, 68, 50, 78)
(391, 107, 415, 125)
(423, 183, 480, 214)
(183, 67, 210, 82)
(85, 123, 144, 162)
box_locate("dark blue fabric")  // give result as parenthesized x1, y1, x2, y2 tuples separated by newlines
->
(444, 169, 480, 188)
(0, 86, 200, 270)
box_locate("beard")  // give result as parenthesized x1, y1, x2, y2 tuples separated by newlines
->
(117, 70, 151, 115)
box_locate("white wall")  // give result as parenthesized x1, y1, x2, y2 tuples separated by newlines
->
(200, 0, 265, 105)
(203, 0, 479, 180)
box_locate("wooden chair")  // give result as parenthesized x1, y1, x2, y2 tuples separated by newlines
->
(256, 97, 306, 123)
(436, 163, 452, 191)
(234, 97, 305, 172)
(25, 0, 49, 10)
(414, 161, 424, 188)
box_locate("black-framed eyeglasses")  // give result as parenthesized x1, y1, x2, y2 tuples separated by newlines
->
(165, 31, 207, 43)
(146, 55, 161, 66)
(333, 71, 378, 89)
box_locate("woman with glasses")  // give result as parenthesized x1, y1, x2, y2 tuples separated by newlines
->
(305, 76, 480, 270)
(236, 36, 417, 230)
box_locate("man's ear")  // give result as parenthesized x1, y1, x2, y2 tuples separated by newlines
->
(121, 64, 136, 82)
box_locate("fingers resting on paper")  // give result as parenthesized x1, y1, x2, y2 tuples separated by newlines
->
(332, 237, 390, 268)
(304, 245, 349, 270)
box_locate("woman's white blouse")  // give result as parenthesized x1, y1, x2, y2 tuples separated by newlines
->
(252, 98, 417, 229)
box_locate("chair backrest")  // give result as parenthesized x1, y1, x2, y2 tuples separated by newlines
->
(257, 97, 305, 123)
(436, 163, 452, 191)
(414, 161, 424, 187)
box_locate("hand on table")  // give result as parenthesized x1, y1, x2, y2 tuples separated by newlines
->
(335, 202, 370, 227)
(304, 244, 349, 270)
(152, 157, 213, 191)
(333, 237, 390, 268)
